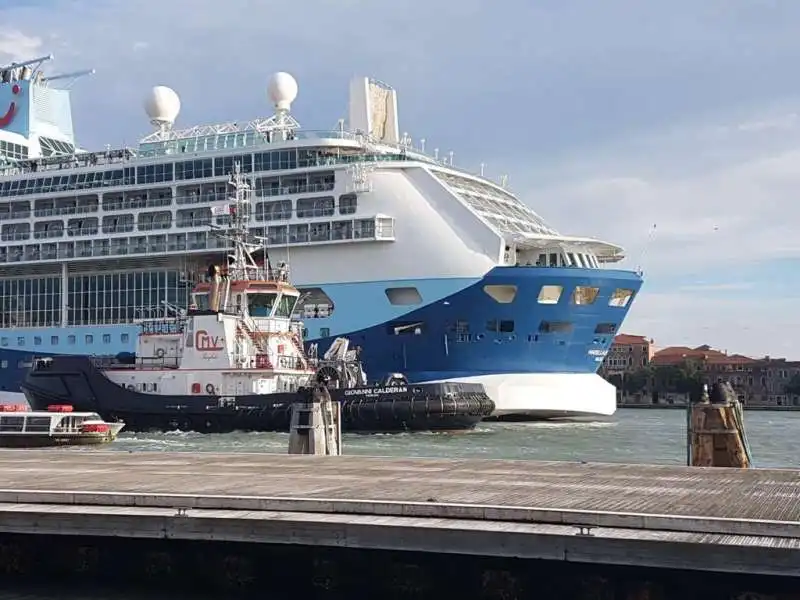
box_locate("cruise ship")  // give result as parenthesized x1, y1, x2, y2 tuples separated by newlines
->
(0, 54, 642, 419)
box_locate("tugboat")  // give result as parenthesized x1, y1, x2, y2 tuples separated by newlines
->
(0, 404, 124, 448)
(21, 165, 494, 433)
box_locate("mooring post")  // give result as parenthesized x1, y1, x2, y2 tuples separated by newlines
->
(288, 384, 342, 455)
(688, 382, 752, 468)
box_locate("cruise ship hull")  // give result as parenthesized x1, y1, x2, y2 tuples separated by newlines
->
(0, 265, 641, 419)
(311, 265, 641, 419)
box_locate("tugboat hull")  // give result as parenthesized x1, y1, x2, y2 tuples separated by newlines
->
(22, 356, 495, 434)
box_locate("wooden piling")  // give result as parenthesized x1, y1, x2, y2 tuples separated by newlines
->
(688, 382, 751, 468)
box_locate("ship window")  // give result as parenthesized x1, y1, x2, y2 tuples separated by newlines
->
(0, 338, 6, 347)
(274, 294, 298, 319)
(51, 336, 58, 345)
(537, 285, 563, 304)
(595, 323, 617, 334)
(609, 288, 635, 308)
(385, 287, 422, 306)
(483, 285, 517, 304)
(248, 293, 278, 317)
(0, 417, 24, 432)
(121, 334, 129, 343)
(339, 193, 357, 215)
(68, 335, 76, 345)
(320, 327, 330, 337)
(297, 196, 335, 218)
(486, 320, 515, 333)
(572, 286, 599, 305)
(25, 417, 51, 432)
(34, 337, 42, 346)
(103, 334, 111, 344)
(297, 287, 334, 318)
(17, 337, 24, 346)
(387, 321, 425, 335)
(85, 334, 93, 344)
(538, 321, 573, 333)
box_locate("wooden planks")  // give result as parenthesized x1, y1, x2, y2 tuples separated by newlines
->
(0, 450, 797, 526)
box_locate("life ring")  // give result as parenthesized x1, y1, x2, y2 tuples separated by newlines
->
(155, 348, 166, 359)
(205, 383, 215, 395)
(127, 384, 135, 391)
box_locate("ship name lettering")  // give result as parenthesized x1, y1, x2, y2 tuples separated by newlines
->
(195, 330, 223, 351)
(344, 386, 407, 396)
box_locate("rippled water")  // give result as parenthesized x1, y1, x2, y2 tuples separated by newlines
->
(102, 408, 800, 468)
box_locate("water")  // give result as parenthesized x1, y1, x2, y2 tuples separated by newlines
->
(103, 408, 799, 468)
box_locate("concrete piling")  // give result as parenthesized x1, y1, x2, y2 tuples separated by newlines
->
(288, 384, 341, 455)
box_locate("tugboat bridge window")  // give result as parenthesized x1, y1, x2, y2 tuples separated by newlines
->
(273, 293, 298, 318)
(248, 293, 278, 317)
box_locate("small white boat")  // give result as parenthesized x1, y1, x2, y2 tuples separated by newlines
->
(0, 404, 124, 448)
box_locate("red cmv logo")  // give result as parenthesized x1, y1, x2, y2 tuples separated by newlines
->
(195, 329, 223, 351)
(0, 84, 20, 128)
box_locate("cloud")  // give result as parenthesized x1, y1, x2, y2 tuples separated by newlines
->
(2, 1, 800, 357)
(0, 31, 43, 63)
(518, 110, 800, 357)
(677, 283, 754, 293)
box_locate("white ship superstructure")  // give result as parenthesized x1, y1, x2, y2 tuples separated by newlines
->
(0, 53, 643, 418)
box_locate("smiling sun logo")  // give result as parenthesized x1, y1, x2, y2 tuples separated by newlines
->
(0, 83, 20, 128)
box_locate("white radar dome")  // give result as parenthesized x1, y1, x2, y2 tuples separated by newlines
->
(267, 72, 298, 111)
(144, 85, 181, 125)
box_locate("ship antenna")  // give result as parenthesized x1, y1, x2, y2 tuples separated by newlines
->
(209, 162, 262, 281)
(251, 72, 300, 142)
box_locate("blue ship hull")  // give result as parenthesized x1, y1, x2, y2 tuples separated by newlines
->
(0, 266, 642, 418)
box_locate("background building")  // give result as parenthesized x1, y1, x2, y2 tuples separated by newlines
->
(601, 336, 800, 408)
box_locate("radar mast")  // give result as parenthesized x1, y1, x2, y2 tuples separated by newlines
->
(209, 163, 268, 282)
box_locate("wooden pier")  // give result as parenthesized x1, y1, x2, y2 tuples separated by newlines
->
(0, 450, 798, 598)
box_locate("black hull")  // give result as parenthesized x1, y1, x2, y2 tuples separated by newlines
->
(22, 356, 495, 434)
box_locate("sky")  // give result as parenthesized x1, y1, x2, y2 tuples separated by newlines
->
(1, 0, 800, 358)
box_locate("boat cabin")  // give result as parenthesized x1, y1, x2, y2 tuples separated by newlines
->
(113, 261, 314, 397)
(189, 263, 300, 321)
(0, 404, 114, 435)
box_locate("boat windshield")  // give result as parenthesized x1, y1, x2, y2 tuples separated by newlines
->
(274, 294, 298, 318)
(248, 293, 277, 317)
(193, 293, 210, 310)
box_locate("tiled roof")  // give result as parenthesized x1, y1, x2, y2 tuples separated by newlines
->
(613, 334, 649, 344)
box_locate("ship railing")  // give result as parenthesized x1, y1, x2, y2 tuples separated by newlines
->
(136, 356, 180, 369)
(89, 356, 180, 370)
(136, 129, 363, 158)
(137, 318, 187, 336)
(0, 148, 138, 177)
